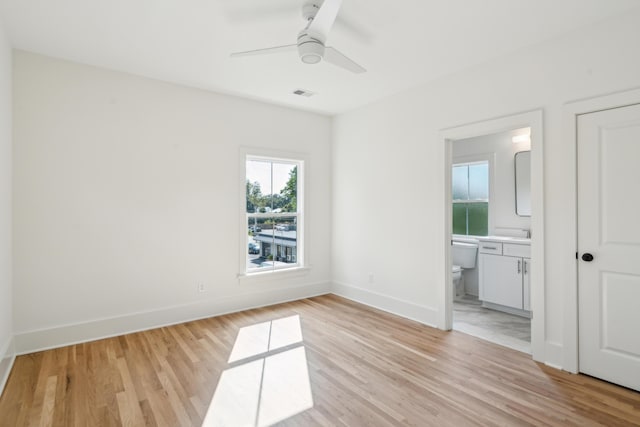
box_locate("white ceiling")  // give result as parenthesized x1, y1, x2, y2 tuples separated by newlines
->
(1, 0, 638, 115)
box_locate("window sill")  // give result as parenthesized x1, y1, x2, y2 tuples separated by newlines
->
(237, 266, 311, 284)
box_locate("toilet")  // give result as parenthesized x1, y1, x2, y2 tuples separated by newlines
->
(452, 241, 478, 298)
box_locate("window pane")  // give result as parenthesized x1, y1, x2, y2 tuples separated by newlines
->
(247, 217, 272, 272)
(249, 216, 298, 271)
(246, 160, 272, 213)
(469, 163, 489, 200)
(272, 163, 297, 213)
(452, 165, 469, 200)
(452, 204, 468, 235)
(272, 217, 298, 264)
(467, 202, 488, 236)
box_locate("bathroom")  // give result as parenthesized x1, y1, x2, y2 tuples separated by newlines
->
(450, 127, 532, 353)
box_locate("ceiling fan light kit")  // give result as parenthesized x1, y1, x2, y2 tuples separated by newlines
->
(231, 0, 366, 74)
(297, 30, 324, 64)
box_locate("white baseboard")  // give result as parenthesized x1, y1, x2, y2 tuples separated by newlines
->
(331, 281, 438, 327)
(14, 282, 331, 355)
(332, 283, 569, 372)
(544, 341, 564, 370)
(0, 336, 16, 396)
(9, 280, 569, 376)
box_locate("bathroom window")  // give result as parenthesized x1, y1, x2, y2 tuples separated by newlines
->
(243, 153, 304, 276)
(452, 161, 489, 236)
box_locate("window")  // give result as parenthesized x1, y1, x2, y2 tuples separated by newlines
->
(244, 155, 303, 274)
(452, 161, 489, 236)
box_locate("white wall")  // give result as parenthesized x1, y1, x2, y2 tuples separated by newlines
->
(13, 52, 332, 353)
(0, 19, 13, 391)
(332, 10, 640, 366)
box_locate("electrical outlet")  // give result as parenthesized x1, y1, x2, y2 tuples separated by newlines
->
(198, 283, 205, 293)
(368, 273, 374, 284)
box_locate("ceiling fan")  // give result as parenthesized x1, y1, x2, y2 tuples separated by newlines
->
(230, 0, 366, 74)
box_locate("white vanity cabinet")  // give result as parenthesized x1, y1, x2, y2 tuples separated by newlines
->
(523, 258, 531, 311)
(478, 237, 531, 316)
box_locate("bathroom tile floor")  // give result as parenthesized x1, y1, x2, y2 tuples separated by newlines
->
(453, 295, 531, 354)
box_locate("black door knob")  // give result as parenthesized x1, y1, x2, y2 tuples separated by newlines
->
(582, 253, 594, 262)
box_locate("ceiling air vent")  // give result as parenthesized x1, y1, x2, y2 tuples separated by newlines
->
(292, 89, 315, 97)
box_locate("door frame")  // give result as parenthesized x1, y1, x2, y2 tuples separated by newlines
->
(563, 87, 640, 373)
(439, 110, 545, 362)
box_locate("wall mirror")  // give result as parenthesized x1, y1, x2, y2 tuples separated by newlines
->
(515, 151, 531, 216)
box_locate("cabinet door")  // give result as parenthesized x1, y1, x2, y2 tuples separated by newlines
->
(523, 258, 531, 311)
(479, 254, 523, 309)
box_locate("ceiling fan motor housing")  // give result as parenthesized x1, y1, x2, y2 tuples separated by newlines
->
(297, 30, 325, 64)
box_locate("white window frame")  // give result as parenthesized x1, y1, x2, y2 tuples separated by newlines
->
(451, 154, 494, 237)
(238, 147, 307, 279)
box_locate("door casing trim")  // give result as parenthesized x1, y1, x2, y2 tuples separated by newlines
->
(439, 109, 545, 363)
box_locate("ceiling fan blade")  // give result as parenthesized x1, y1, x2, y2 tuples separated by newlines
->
(225, 6, 373, 45)
(324, 46, 366, 73)
(307, 0, 343, 43)
(230, 44, 298, 58)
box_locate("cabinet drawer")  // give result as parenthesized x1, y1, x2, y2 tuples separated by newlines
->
(503, 243, 531, 258)
(478, 242, 503, 255)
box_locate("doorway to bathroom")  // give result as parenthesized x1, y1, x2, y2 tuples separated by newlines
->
(439, 111, 545, 362)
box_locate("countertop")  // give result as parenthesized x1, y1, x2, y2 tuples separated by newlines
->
(477, 235, 531, 245)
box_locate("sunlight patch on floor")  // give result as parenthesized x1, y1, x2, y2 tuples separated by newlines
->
(203, 315, 313, 427)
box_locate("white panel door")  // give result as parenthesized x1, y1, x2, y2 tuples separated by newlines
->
(479, 254, 523, 309)
(578, 103, 640, 392)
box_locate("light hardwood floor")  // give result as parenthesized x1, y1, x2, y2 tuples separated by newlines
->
(1, 294, 639, 426)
